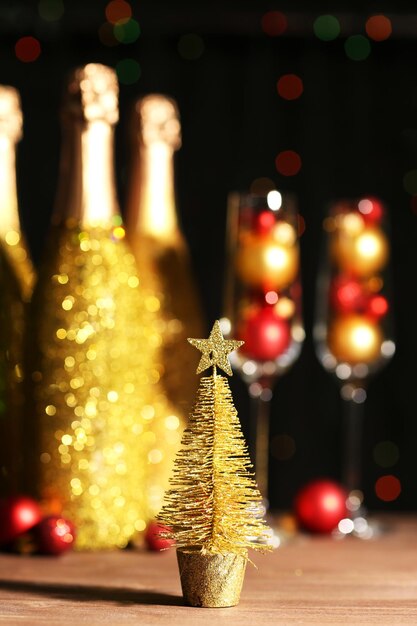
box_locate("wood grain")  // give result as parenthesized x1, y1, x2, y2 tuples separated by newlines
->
(0, 515, 416, 625)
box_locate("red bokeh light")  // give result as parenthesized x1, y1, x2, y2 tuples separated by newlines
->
(367, 295, 389, 318)
(277, 74, 303, 100)
(105, 0, 132, 25)
(275, 150, 302, 176)
(261, 11, 287, 37)
(375, 475, 401, 502)
(297, 214, 306, 236)
(366, 15, 392, 42)
(15, 37, 41, 63)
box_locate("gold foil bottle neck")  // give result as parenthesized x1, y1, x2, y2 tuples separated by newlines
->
(135, 94, 181, 150)
(54, 64, 120, 227)
(65, 63, 119, 125)
(0, 86, 22, 142)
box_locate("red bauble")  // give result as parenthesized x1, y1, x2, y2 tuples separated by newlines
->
(330, 277, 365, 313)
(33, 516, 76, 555)
(357, 197, 384, 224)
(0, 496, 42, 546)
(366, 294, 389, 319)
(255, 210, 276, 235)
(238, 306, 291, 361)
(144, 522, 175, 552)
(294, 479, 348, 534)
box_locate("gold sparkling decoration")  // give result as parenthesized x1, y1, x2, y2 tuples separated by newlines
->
(187, 320, 243, 376)
(126, 94, 204, 517)
(0, 85, 35, 496)
(27, 225, 156, 549)
(158, 322, 271, 607)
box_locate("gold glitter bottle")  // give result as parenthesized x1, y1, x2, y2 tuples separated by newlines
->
(26, 64, 153, 549)
(0, 86, 35, 495)
(125, 95, 204, 515)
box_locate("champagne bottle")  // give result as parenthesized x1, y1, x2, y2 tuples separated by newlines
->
(27, 64, 155, 549)
(0, 86, 35, 495)
(125, 94, 204, 515)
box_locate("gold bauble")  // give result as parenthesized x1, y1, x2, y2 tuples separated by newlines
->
(236, 233, 299, 290)
(328, 314, 383, 364)
(333, 226, 389, 277)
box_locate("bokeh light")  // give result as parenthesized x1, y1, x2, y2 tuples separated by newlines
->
(98, 22, 118, 47)
(105, 0, 132, 25)
(368, 295, 388, 317)
(277, 74, 303, 100)
(115, 58, 141, 84)
(275, 150, 302, 176)
(38, 0, 64, 21)
(265, 291, 279, 305)
(114, 18, 140, 43)
(297, 214, 306, 236)
(270, 434, 296, 461)
(15, 37, 41, 63)
(375, 475, 401, 502)
(178, 34, 205, 60)
(366, 15, 392, 41)
(403, 170, 417, 195)
(261, 11, 287, 37)
(410, 196, 417, 214)
(345, 35, 371, 61)
(313, 15, 340, 41)
(373, 441, 399, 468)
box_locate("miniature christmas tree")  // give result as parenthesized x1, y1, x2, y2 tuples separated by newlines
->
(158, 320, 271, 608)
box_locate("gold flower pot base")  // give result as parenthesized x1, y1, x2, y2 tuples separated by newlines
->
(176, 548, 247, 608)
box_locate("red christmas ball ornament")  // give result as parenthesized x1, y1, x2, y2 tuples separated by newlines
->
(0, 496, 42, 546)
(33, 516, 76, 555)
(330, 276, 366, 313)
(357, 197, 384, 224)
(255, 210, 276, 235)
(144, 521, 175, 552)
(366, 294, 389, 319)
(238, 306, 291, 361)
(294, 479, 348, 534)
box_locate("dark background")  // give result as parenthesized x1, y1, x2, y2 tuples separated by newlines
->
(1, 0, 416, 510)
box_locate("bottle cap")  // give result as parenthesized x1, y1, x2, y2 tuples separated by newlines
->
(65, 63, 119, 124)
(135, 94, 181, 149)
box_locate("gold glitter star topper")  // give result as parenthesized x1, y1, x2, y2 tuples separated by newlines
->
(187, 320, 244, 376)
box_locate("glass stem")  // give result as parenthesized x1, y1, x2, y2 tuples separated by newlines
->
(342, 397, 365, 495)
(250, 393, 271, 505)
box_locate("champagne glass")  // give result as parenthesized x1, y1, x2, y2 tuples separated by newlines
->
(314, 197, 395, 538)
(220, 190, 304, 513)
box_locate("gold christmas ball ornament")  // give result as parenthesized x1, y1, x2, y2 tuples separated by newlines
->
(235, 232, 299, 290)
(333, 225, 389, 277)
(328, 314, 383, 365)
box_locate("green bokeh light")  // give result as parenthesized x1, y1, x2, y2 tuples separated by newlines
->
(116, 58, 141, 85)
(403, 169, 417, 194)
(114, 19, 141, 44)
(373, 441, 400, 468)
(178, 34, 205, 60)
(313, 15, 340, 41)
(345, 35, 371, 61)
(38, 0, 64, 21)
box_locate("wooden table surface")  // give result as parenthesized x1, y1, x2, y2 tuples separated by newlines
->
(1, 515, 417, 626)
